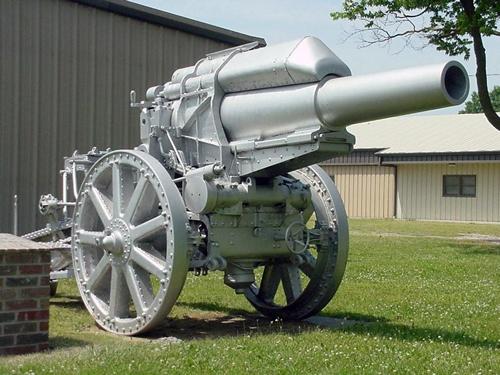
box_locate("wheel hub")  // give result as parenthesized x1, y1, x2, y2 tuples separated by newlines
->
(102, 232, 123, 254)
(104, 218, 132, 264)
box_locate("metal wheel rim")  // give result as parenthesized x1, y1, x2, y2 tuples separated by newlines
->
(72, 150, 188, 335)
(245, 164, 349, 319)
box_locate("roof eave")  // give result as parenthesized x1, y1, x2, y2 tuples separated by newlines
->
(71, 0, 266, 46)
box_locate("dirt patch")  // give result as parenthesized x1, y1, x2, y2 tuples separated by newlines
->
(456, 233, 500, 245)
(352, 231, 500, 245)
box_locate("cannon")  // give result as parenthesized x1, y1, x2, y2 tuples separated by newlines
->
(28, 37, 469, 335)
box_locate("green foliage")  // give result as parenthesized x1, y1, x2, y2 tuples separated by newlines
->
(331, 1, 499, 59)
(1, 219, 499, 374)
(459, 86, 500, 113)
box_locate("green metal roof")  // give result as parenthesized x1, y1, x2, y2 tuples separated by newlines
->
(348, 114, 500, 155)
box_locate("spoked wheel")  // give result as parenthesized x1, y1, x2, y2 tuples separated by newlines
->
(245, 165, 349, 320)
(72, 150, 189, 335)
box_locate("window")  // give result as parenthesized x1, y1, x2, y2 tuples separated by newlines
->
(443, 175, 476, 197)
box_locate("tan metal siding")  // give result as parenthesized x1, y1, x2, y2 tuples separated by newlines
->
(0, 0, 233, 233)
(396, 163, 500, 222)
(322, 165, 396, 218)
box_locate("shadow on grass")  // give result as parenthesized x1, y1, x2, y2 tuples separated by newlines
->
(50, 297, 86, 311)
(153, 302, 498, 350)
(349, 321, 499, 350)
(320, 310, 388, 323)
(176, 301, 254, 316)
(321, 311, 498, 350)
(47, 295, 498, 350)
(144, 313, 311, 341)
(49, 336, 89, 350)
(448, 242, 500, 256)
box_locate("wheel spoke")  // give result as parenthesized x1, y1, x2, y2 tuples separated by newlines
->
(86, 254, 111, 291)
(124, 264, 146, 315)
(281, 265, 302, 304)
(299, 250, 317, 278)
(258, 264, 281, 303)
(77, 230, 104, 246)
(112, 163, 122, 218)
(109, 265, 129, 317)
(134, 268, 155, 308)
(88, 187, 112, 227)
(130, 215, 165, 242)
(130, 246, 166, 279)
(308, 229, 323, 246)
(123, 175, 147, 221)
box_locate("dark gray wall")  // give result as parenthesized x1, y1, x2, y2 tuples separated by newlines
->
(0, 0, 244, 233)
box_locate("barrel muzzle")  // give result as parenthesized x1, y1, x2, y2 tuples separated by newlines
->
(316, 61, 469, 129)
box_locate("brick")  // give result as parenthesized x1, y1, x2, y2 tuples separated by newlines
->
(17, 310, 49, 321)
(0, 265, 17, 276)
(42, 264, 51, 273)
(19, 265, 43, 275)
(39, 276, 50, 286)
(0, 313, 15, 323)
(40, 253, 51, 263)
(39, 321, 49, 331)
(0, 289, 16, 300)
(6, 300, 37, 311)
(16, 333, 48, 345)
(0, 277, 3, 287)
(20, 287, 50, 298)
(5, 253, 38, 264)
(0, 336, 14, 347)
(38, 342, 49, 352)
(0, 345, 37, 355)
(6, 277, 38, 287)
(4, 322, 37, 334)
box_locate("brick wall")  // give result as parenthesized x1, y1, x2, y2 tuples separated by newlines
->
(0, 234, 51, 355)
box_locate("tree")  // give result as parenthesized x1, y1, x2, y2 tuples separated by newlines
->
(459, 86, 500, 113)
(331, 0, 500, 130)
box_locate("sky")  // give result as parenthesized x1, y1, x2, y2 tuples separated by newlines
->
(132, 0, 499, 115)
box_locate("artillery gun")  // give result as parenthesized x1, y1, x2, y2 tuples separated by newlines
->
(28, 37, 468, 335)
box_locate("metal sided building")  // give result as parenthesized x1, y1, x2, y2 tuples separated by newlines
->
(0, 0, 264, 234)
(321, 114, 500, 222)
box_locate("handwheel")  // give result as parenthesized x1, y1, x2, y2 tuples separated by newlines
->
(71, 150, 189, 335)
(245, 164, 349, 320)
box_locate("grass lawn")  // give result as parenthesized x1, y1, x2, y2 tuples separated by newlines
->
(1, 219, 499, 374)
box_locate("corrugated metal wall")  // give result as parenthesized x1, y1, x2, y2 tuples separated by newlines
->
(322, 165, 396, 218)
(397, 163, 500, 222)
(0, 0, 233, 234)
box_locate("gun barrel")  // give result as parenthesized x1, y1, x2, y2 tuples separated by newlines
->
(220, 61, 469, 141)
(316, 61, 469, 128)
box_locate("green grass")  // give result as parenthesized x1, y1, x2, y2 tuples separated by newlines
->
(2, 219, 499, 374)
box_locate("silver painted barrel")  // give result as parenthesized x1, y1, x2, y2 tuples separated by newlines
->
(220, 61, 469, 141)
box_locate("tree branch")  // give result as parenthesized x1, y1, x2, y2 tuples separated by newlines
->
(399, 8, 430, 19)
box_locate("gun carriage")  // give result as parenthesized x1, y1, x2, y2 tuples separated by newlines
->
(25, 37, 469, 335)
